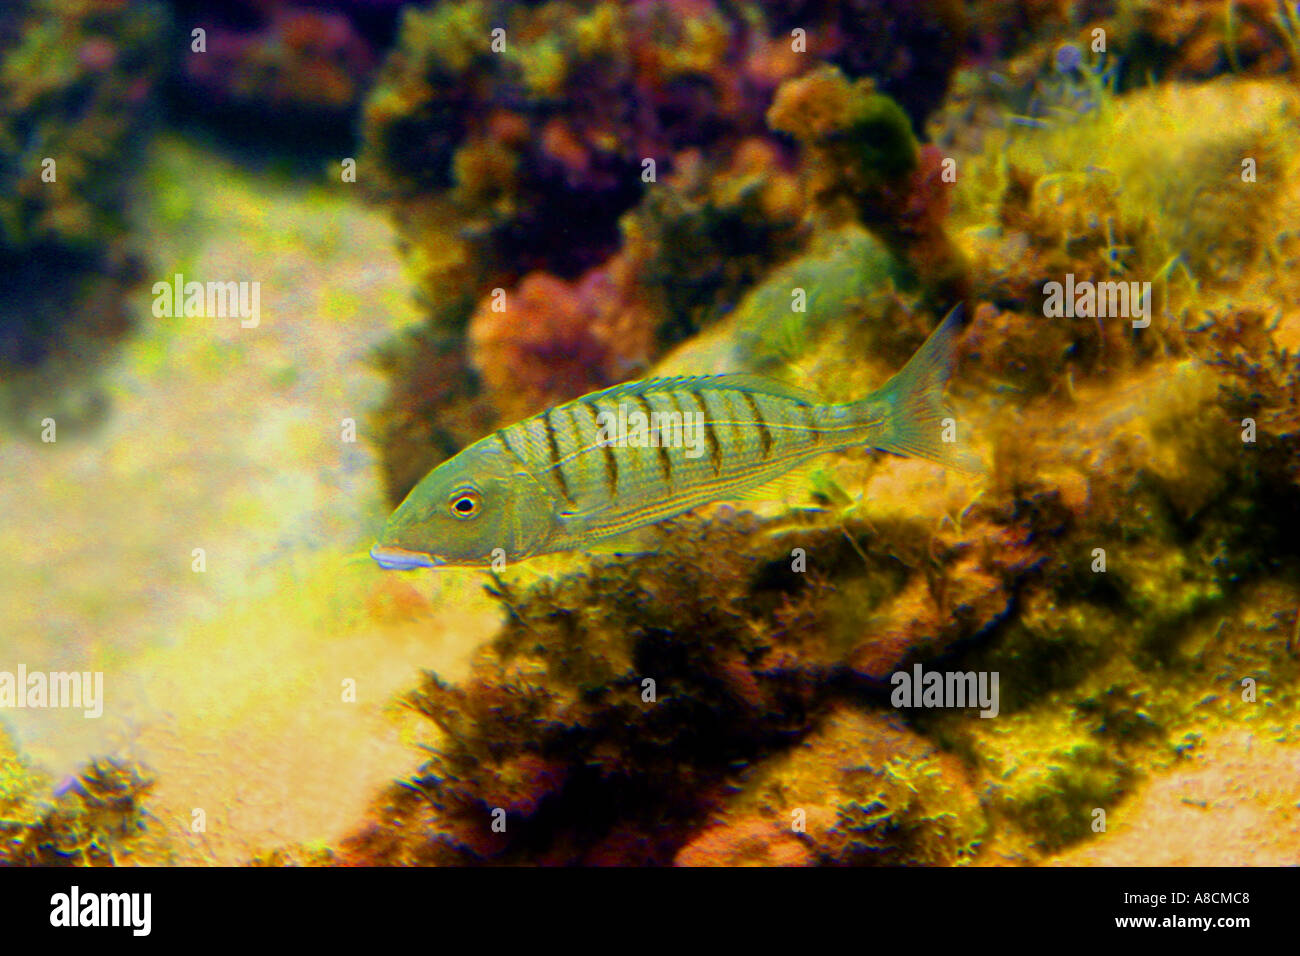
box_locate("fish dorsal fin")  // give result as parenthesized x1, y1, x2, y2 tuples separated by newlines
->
(583, 373, 823, 406)
(710, 373, 824, 404)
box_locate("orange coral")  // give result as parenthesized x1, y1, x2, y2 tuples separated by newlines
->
(467, 261, 656, 422)
(675, 818, 813, 866)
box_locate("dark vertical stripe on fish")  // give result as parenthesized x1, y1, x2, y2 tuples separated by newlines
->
(689, 389, 722, 477)
(543, 408, 574, 505)
(584, 400, 618, 498)
(565, 403, 590, 498)
(742, 391, 773, 459)
(721, 392, 745, 452)
(635, 394, 672, 486)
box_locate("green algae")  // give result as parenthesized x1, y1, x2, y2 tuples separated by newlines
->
(0, 0, 168, 382)
(731, 708, 986, 866)
(658, 224, 905, 379)
(992, 730, 1131, 852)
(953, 79, 1300, 333)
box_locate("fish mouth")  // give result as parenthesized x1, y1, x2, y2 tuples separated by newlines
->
(369, 545, 445, 570)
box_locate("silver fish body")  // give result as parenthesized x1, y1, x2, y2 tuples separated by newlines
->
(372, 306, 980, 569)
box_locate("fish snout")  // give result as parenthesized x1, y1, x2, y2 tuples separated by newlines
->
(369, 544, 444, 570)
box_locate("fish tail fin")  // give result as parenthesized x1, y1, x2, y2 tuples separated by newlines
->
(853, 305, 985, 475)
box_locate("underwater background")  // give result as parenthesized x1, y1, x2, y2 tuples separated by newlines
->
(2, 0, 1299, 866)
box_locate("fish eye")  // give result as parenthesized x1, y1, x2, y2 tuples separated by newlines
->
(448, 488, 481, 519)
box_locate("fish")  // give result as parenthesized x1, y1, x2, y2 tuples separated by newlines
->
(371, 305, 982, 569)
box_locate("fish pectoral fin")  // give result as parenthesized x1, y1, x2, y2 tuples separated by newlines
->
(583, 525, 665, 557)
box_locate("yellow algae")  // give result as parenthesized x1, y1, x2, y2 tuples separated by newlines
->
(952, 78, 1300, 307)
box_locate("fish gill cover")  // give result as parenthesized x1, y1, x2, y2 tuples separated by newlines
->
(0, 0, 1297, 880)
